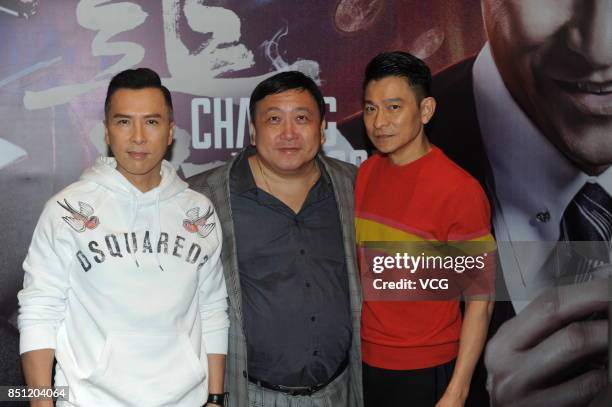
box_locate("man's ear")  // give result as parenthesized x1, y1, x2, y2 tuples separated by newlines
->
(104, 121, 110, 145)
(168, 122, 175, 146)
(420, 97, 437, 125)
(320, 119, 327, 146)
(249, 122, 256, 146)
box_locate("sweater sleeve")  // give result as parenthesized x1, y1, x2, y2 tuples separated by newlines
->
(198, 203, 229, 355)
(446, 180, 496, 299)
(17, 202, 72, 354)
(446, 180, 492, 241)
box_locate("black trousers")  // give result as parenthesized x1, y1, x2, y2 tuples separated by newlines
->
(363, 359, 456, 407)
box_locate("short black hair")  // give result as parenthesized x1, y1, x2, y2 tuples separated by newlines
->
(363, 51, 431, 102)
(104, 68, 173, 120)
(249, 71, 325, 121)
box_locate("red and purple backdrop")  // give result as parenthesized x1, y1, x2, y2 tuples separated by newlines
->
(0, 0, 487, 384)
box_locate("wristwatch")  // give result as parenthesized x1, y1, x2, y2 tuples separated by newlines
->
(206, 392, 227, 406)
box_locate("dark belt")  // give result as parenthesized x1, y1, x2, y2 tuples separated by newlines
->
(248, 357, 349, 396)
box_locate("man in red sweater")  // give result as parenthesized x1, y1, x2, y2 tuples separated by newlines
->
(355, 51, 494, 406)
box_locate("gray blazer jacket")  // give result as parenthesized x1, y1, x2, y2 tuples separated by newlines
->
(188, 151, 363, 407)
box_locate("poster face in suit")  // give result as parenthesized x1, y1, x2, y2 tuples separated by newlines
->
(480, 1, 612, 405)
(429, 1, 612, 405)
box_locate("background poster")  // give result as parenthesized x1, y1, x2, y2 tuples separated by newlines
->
(0, 0, 484, 371)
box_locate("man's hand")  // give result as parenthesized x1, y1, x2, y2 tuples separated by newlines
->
(435, 390, 466, 407)
(485, 280, 609, 406)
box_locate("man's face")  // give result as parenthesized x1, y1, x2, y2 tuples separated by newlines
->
(363, 76, 434, 165)
(250, 88, 325, 174)
(482, 0, 612, 173)
(105, 88, 174, 184)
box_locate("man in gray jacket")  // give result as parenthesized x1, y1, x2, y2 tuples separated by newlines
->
(188, 71, 363, 407)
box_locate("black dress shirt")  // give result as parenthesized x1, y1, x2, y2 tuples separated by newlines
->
(230, 148, 351, 387)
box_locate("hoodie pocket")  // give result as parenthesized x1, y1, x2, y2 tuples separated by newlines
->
(87, 332, 206, 404)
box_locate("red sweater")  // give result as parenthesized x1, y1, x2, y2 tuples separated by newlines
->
(355, 146, 493, 370)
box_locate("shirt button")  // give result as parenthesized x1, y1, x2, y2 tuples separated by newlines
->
(305, 282, 311, 288)
(313, 350, 318, 356)
(311, 316, 316, 322)
(300, 249, 305, 255)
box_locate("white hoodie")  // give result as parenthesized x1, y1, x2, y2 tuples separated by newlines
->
(18, 157, 229, 407)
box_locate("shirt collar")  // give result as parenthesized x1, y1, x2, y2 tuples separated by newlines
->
(230, 145, 258, 195)
(473, 43, 612, 300)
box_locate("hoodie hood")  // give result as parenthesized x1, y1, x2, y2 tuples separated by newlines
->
(80, 156, 188, 270)
(80, 156, 188, 203)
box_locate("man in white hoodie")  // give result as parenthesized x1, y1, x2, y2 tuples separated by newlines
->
(18, 68, 229, 407)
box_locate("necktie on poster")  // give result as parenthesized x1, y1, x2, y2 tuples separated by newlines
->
(554, 182, 612, 283)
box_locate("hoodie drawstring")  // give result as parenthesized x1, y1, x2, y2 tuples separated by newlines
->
(128, 198, 141, 268)
(80, 157, 188, 272)
(154, 192, 164, 271)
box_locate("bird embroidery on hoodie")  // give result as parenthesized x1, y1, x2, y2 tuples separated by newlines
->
(183, 206, 215, 238)
(57, 199, 99, 233)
